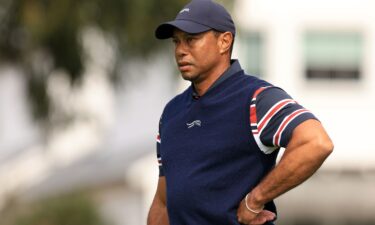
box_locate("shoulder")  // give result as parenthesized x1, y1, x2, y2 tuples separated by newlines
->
(254, 87, 292, 104)
(161, 86, 191, 117)
(166, 87, 189, 106)
(258, 86, 290, 97)
(243, 73, 273, 87)
(226, 73, 274, 99)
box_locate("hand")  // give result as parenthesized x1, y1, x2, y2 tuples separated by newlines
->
(237, 197, 276, 225)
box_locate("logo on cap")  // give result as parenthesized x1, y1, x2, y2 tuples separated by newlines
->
(179, 8, 190, 14)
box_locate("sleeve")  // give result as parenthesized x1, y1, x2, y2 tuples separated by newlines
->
(156, 117, 165, 177)
(250, 87, 318, 154)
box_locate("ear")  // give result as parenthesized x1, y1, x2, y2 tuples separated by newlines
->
(218, 31, 233, 55)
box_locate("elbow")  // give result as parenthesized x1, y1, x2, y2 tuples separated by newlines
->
(324, 139, 334, 156)
(316, 135, 334, 158)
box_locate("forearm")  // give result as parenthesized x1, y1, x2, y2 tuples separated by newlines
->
(248, 140, 333, 208)
(147, 200, 169, 225)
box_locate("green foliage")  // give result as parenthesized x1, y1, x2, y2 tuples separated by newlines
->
(0, 0, 232, 123)
(0, 0, 187, 123)
(1, 192, 106, 225)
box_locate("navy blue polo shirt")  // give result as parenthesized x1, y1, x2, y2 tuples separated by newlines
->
(156, 60, 316, 225)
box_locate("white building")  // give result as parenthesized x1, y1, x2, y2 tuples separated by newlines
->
(232, 0, 375, 224)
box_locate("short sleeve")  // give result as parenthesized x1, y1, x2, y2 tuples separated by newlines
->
(250, 87, 318, 154)
(156, 117, 165, 177)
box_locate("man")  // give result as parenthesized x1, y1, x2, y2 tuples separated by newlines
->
(147, 0, 333, 224)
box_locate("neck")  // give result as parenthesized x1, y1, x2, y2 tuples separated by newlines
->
(193, 60, 231, 96)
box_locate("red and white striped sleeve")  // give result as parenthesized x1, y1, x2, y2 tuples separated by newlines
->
(156, 118, 164, 176)
(250, 87, 317, 154)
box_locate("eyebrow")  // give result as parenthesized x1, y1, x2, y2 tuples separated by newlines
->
(172, 32, 205, 40)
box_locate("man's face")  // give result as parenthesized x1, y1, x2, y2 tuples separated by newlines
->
(172, 29, 222, 83)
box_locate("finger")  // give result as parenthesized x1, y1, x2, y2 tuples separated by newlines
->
(249, 217, 266, 225)
(261, 210, 275, 216)
(250, 215, 266, 224)
(249, 210, 276, 225)
(259, 210, 276, 220)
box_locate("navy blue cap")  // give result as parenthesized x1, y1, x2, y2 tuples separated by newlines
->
(155, 0, 236, 39)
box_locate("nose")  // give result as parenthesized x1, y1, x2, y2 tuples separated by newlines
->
(175, 41, 188, 59)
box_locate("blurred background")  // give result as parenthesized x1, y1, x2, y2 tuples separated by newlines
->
(0, 0, 374, 225)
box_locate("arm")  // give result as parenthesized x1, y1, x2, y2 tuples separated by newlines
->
(237, 119, 333, 224)
(147, 177, 169, 225)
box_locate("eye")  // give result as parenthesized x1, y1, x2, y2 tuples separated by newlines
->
(186, 36, 195, 44)
(172, 38, 179, 45)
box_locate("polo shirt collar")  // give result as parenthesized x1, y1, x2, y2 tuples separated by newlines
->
(192, 59, 242, 99)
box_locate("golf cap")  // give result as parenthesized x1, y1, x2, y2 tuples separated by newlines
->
(155, 0, 236, 39)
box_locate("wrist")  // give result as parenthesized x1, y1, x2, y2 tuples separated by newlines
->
(245, 192, 264, 213)
(250, 188, 265, 206)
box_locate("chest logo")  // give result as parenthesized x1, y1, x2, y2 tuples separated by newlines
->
(187, 120, 201, 128)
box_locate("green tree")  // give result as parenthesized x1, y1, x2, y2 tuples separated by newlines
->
(0, 0, 187, 124)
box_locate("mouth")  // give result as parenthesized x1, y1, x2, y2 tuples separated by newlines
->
(178, 62, 192, 72)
